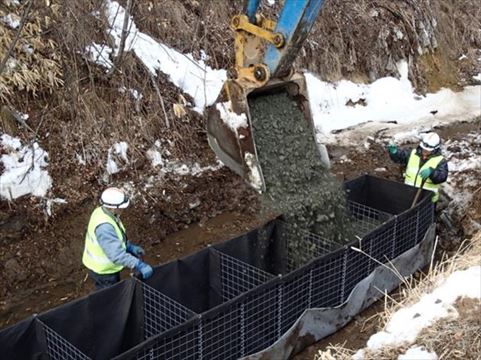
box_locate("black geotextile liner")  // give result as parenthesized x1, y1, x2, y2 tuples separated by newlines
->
(40, 279, 143, 359)
(0, 317, 47, 360)
(144, 248, 221, 314)
(344, 174, 421, 215)
(213, 220, 285, 275)
(0, 175, 436, 359)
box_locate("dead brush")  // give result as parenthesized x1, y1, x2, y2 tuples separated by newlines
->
(132, 0, 240, 70)
(416, 298, 481, 360)
(377, 234, 480, 326)
(0, 1, 63, 102)
(314, 342, 355, 360)
(300, 0, 481, 91)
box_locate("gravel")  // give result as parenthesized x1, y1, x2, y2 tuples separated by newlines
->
(249, 92, 353, 266)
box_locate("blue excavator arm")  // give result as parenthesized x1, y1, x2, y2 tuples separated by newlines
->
(206, 0, 329, 192)
(244, 0, 325, 78)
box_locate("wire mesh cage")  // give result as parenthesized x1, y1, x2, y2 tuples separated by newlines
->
(142, 281, 197, 339)
(214, 248, 275, 301)
(39, 320, 91, 360)
(348, 200, 393, 237)
(282, 200, 394, 273)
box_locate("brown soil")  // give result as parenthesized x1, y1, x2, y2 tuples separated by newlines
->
(293, 300, 384, 360)
(0, 203, 272, 328)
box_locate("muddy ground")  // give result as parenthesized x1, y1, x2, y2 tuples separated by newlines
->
(1, 119, 480, 360)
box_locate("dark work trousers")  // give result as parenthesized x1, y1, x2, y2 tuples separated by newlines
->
(88, 270, 121, 290)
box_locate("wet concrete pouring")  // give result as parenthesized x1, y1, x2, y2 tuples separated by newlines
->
(250, 92, 354, 268)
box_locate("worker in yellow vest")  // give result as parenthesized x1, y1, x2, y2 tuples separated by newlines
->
(83, 187, 153, 290)
(387, 132, 448, 202)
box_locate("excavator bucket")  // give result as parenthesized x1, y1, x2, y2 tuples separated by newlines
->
(206, 72, 328, 193)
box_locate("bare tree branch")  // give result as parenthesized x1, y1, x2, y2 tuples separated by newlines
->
(116, 0, 133, 66)
(0, 0, 33, 76)
(149, 72, 170, 128)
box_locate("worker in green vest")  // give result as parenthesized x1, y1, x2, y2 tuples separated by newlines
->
(387, 132, 448, 202)
(83, 187, 153, 290)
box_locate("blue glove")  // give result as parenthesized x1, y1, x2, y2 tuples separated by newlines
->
(127, 242, 145, 257)
(387, 144, 398, 155)
(135, 261, 153, 280)
(419, 167, 433, 180)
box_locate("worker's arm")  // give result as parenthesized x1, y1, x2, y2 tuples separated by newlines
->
(388, 147, 411, 166)
(429, 158, 448, 184)
(95, 223, 140, 269)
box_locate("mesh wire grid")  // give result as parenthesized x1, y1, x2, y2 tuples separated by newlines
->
(133, 323, 199, 360)
(342, 242, 372, 303)
(201, 306, 242, 360)
(309, 250, 345, 308)
(214, 248, 275, 302)
(394, 211, 420, 257)
(279, 270, 312, 334)
(417, 199, 435, 244)
(242, 283, 280, 356)
(39, 320, 91, 360)
(283, 200, 393, 273)
(348, 200, 393, 237)
(16, 192, 435, 360)
(142, 280, 197, 339)
(365, 224, 396, 274)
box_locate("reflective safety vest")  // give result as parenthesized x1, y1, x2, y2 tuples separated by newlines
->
(404, 149, 443, 202)
(82, 207, 126, 274)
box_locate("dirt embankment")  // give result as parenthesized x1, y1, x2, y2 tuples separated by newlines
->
(0, 0, 480, 330)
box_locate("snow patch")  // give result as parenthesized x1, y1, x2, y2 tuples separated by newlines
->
(5, 0, 20, 6)
(45, 198, 67, 217)
(448, 156, 481, 172)
(119, 86, 143, 100)
(398, 346, 437, 360)
(245, 152, 262, 192)
(106, 141, 129, 175)
(0, 134, 52, 199)
(146, 140, 223, 176)
(306, 60, 481, 139)
(216, 101, 248, 132)
(103, 0, 226, 112)
(1, 13, 20, 29)
(365, 266, 481, 350)
(85, 43, 114, 71)
(76, 153, 86, 165)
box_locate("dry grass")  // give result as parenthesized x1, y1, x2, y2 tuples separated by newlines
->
(417, 298, 481, 360)
(315, 232, 481, 359)
(0, 1, 63, 102)
(0, 0, 261, 226)
(300, 0, 481, 92)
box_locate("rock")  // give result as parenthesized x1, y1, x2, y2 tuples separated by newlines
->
(250, 92, 355, 270)
(0, 213, 27, 246)
(0, 106, 18, 136)
(4, 258, 28, 282)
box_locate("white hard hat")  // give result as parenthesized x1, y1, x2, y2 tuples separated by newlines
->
(420, 132, 441, 151)
(100, 187, 130, 209)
